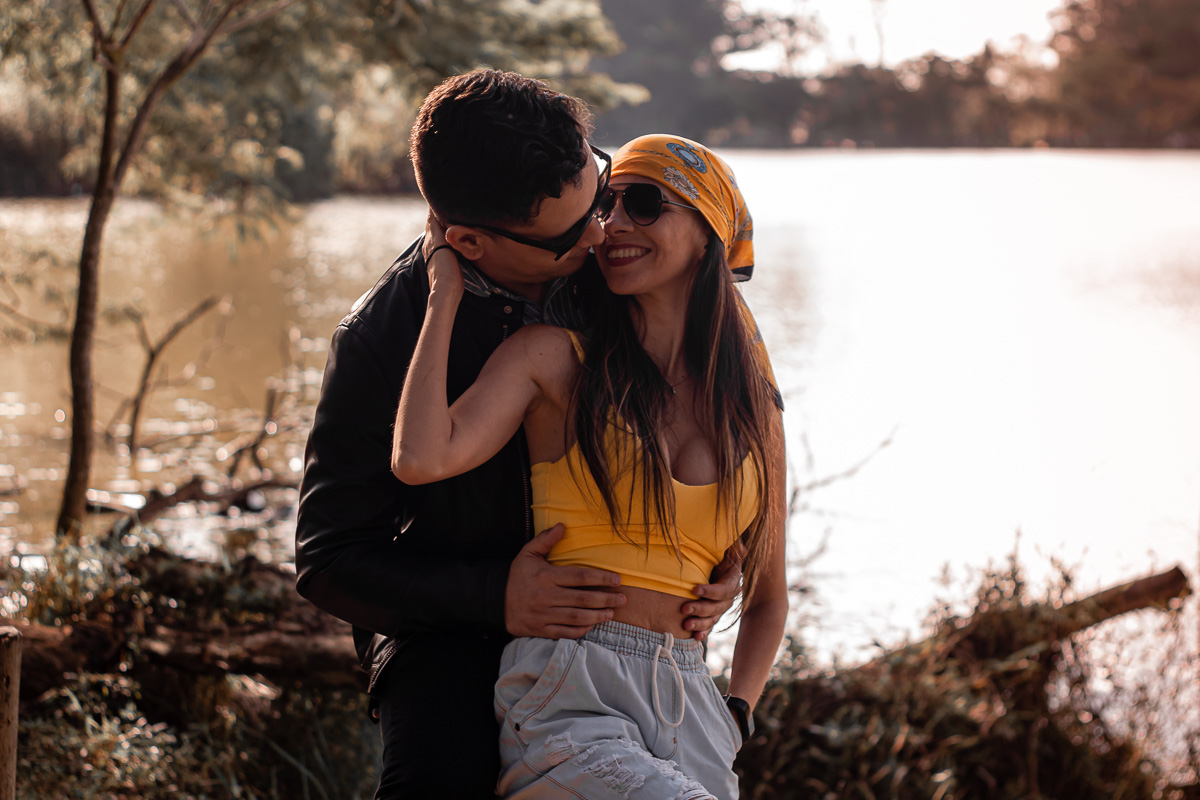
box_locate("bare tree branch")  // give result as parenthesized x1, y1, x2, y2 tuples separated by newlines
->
(0, 273, 21, 308)
(225, 383, 280, 479)
(150, 298, 231, 390)
(219, 0, 297, 36)
(131, 309, 153, 351)
(81, 0, 112, 43)
(113, 0, 132, 29)
(119, 0, 162, 49)
(110, 0, 249, 191)
(169, 0, 198, 27)
(789, 430, 895, 516)
(105, 396, 135, 438)
(0, 299, 71, 339)
(81, 0, 122, 72)
(104, 300, 231, 443)
(103, 474, 298, 541)
(118, 295, 221, 452)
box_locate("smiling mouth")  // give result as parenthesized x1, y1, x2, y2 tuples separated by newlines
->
(605, 246, 649, 263)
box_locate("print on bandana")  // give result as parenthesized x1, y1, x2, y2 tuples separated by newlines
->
(666, 141, 708, 173)
(661, 166, 700, 201)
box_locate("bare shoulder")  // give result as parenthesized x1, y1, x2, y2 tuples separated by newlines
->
(504, 326, 578, 362)
(501, 324, 581, 399)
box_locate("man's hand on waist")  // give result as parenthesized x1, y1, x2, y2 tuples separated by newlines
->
(505, 523, 625, 639)
(681, 539, 744, 641)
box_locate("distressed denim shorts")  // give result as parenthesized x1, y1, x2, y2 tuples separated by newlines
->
(494, 621, 743, 800)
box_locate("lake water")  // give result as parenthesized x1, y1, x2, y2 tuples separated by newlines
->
(2, 150, 1198, 662)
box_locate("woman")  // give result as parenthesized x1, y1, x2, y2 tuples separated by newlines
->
(392, 135, 787, 800)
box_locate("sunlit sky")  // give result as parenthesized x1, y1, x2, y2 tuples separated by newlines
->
(731, 0, 1064, 71)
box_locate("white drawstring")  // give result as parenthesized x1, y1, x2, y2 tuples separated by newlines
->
(651, 631, 686, 728)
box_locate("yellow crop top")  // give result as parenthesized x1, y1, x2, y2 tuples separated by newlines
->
(533, 333, 760, 599)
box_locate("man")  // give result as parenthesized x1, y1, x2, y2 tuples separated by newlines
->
(295, 70, 740, 798)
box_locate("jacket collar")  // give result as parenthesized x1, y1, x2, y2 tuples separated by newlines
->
(458, 259, 578, 327)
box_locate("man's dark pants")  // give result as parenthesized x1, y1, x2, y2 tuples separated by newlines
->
(374, 632, 509, 799)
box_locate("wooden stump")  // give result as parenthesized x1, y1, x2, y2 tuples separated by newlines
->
(0, 627, 20, 800)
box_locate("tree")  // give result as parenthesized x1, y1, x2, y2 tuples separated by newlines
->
(1048, 0, 1200, 146)
(588, 0, 820, 145)
(0, 0, 637, 540)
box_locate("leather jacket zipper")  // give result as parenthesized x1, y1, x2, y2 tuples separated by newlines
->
(368, 634, 404, 695)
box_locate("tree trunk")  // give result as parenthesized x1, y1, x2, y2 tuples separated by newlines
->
(55, 1, 245, 538)
(55, 67, 122, 541)
(0, 628, 19, 800)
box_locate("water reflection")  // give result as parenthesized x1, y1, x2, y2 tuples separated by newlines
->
(0, 195, 429, 553)
(731, 149, 1200, 658)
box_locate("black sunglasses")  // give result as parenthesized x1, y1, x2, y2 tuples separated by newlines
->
(596, 183, 697, 227)
(450, 145, 612, 261)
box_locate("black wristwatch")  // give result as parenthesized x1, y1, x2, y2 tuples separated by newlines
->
(723, 694, 754, 745)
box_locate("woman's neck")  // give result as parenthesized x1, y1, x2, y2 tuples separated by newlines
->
(631, 292, 689, 381)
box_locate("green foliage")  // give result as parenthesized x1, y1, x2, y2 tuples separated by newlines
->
(4, 0, 1200, 173)
(0, 61, 77, 195)
(4, 535, 290, 636)
(19, 673, 378, 800)
(20, 675, 194, 800)
(7, 535, 380, 798)
(0, 0, 640, 201)
(4, 540, 149, 627)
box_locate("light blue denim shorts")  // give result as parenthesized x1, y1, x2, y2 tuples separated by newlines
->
(494, 621, 743, 800)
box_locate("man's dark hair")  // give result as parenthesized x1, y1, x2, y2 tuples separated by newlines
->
(410, 69, 594, 226)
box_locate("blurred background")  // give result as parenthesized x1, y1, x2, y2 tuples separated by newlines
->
(4, 0, 1197, 648)
(1, 1, 1198, 794)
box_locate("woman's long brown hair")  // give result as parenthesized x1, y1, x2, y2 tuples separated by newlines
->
(570, 231, 782, 604)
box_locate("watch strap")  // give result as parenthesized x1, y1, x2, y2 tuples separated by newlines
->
(723, 694, 754, 744)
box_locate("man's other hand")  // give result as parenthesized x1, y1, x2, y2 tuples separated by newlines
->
(682, 540, 744, 641)
(505, 524, 625, 639)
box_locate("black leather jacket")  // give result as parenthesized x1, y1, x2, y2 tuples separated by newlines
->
(295, 237, 546, 694)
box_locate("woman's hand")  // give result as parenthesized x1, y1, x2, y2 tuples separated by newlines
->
(422, 212, 464, 299)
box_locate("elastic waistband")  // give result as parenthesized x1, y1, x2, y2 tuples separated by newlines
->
(581, 621, 708, 672)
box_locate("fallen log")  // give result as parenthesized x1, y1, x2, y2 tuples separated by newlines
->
(105, 476, 298, 542)
(943, 563, 1191, 665)
(839, 564, 1191, 678)
(140, 625, 360, 689)
(11, 621, 122, 700)
(12, 615, 359, 702)
(11, 560, 1192, 704)
(1056, 564, 1191, 628)
(12, 548, 356, 702)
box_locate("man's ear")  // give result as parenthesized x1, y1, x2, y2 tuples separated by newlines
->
(445, 226, 488, 261)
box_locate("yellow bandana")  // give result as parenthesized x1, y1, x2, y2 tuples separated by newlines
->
(610, 134, 754, 281)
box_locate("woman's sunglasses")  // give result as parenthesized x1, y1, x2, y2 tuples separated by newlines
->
(596, 183, 697, 227)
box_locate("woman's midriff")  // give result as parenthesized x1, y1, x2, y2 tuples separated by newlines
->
(596, 585, 692, 639)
